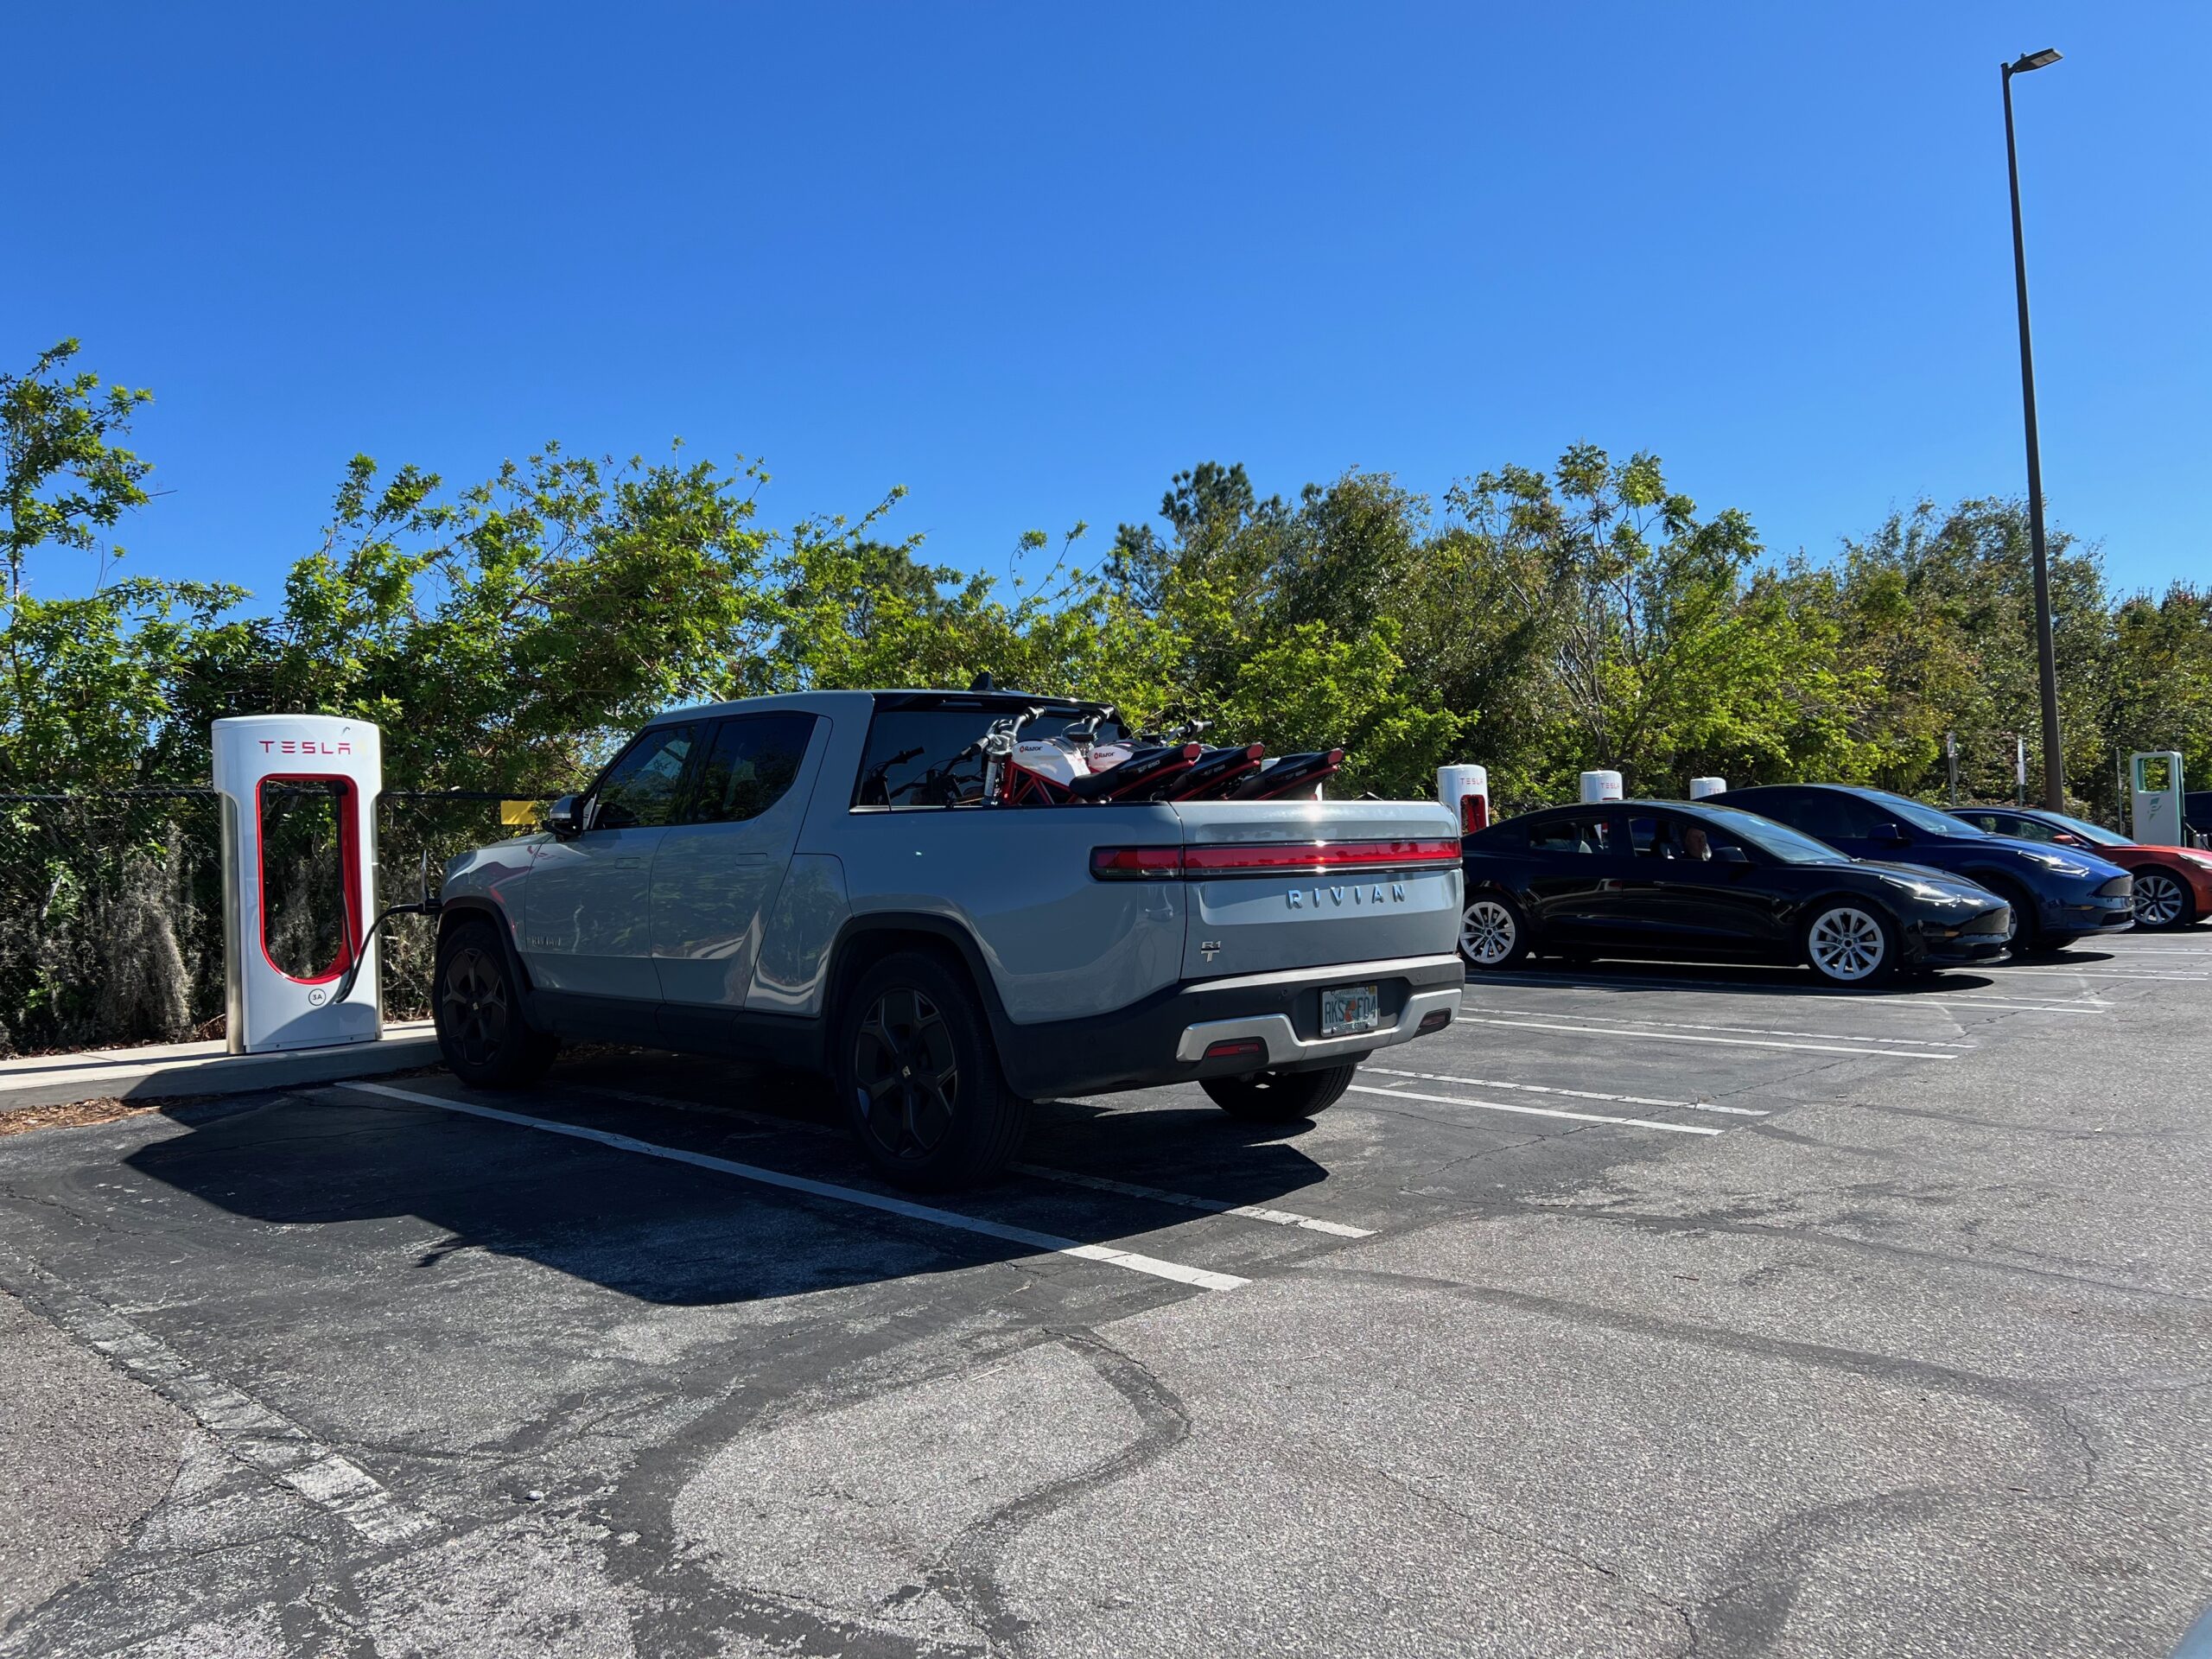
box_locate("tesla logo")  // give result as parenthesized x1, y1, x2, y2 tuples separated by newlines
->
(258, 739, 353, 756)
(1287, 883, 1408, 910)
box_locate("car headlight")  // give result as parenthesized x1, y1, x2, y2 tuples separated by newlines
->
(2015, 850, 2092, 875)
(1888, 877, 1971, 904)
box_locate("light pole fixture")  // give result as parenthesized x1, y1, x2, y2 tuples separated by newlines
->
(2002, 46, 2066, 810)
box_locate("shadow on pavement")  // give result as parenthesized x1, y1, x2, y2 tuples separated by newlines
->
(122, 1051, 1337, 1306)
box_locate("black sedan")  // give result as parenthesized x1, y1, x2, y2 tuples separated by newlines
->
(1459, 799, 2014, 986)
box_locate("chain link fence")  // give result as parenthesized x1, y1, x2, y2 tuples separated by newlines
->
(0, 787, 550, 1057)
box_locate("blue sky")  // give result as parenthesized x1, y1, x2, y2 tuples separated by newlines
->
(6, 3, 2206, 607)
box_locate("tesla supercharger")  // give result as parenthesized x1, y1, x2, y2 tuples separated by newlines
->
(1689, 776, 1726, 800)
(1438, 763, 1490, 834)
(1579, 770, 1623, 804)
(2130, 751, 2186, 847)
(212, 715, 383, 1053)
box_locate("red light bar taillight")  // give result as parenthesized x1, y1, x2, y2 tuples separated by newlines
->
(1091, 838, 1461, 880)
(1090, 846, 1184, 880)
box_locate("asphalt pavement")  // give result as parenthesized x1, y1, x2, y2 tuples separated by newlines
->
(3, 931, 2209, 1656)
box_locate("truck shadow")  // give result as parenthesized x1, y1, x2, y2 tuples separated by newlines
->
(124, 1052, 1339, 1308)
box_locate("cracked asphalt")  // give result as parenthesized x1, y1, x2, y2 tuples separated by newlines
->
(3, 930, 2209, 1656)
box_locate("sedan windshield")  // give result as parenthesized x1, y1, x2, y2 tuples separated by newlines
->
(2043, 811, 2134, 849)
(1869, 791, 1984, 837)
(1693, 805, 1850, 865)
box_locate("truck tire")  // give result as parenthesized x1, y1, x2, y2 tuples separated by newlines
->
(1202, 1061, 1357, 1123)
(836, 950, 1028, 1190)
(434, 918, 559, 1088)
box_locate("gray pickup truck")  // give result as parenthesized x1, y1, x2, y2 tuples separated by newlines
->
(435, 689, 1465, 1185)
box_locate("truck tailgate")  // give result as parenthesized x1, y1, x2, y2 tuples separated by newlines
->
(1169, 800, 1462, 981)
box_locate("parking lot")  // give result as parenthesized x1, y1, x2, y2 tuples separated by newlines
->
(3, 931, 2211, 1658)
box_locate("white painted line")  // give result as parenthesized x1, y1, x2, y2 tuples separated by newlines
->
(1994, 964, 2208, 982)
(1359, 1065, 1770, 1117)
(1459, 1004, 1977, 1050)
(575, 1084, 1370, 1239)
(1912, 995, 2109, 1014)
(1008, 1165, 1374, 1237)
(0, 1243, 435, 1545)
(1350, 1084, 1723, 1136)
(341, 1082, 1249, 1291)
(1446, 1014, 1962, 1061)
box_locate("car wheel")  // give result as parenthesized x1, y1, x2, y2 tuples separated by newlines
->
(1802, 901, 1897, 987)
(1201, 1062, 1357, 1123)
(1980, 876, 2045, 954)
(1459, 894, 1531, 969)
(837, 950, 1028, 1190)
(434, 919, 558, 1088)
(2133, 868, 2196, 930)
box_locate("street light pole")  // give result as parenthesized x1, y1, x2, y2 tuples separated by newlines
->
(2003, 47, 2066, 811)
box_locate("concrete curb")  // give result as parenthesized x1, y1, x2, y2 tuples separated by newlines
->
(0, 1025, 442, 1111)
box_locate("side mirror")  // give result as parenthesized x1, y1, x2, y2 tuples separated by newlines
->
(2055, 832, 2088, 848)
(1714, 844, 1750, 865)
(548, 793, 584, 839)
(1871, 823, 1910, 846)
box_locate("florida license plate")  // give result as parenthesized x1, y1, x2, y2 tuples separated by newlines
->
(1321, 983, 1381, 1038)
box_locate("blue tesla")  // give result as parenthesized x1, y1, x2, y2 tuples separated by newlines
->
(1707, 784, 2134, 952)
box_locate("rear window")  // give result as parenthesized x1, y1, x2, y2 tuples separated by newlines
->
(1529, 815, 1616, 855)
(852, 702, 1126, 808)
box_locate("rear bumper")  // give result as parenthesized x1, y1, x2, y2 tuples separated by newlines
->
(992, 954, 1466, 1102)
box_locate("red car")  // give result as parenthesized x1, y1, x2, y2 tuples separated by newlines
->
(1948, 806, 2212, 930)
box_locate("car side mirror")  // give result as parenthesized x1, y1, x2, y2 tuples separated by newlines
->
(548, 793, 584, 839)
(2055, 832, 2087, 848)
(1714, 844, 1750, 865)
(1871, 823, 1910, 846)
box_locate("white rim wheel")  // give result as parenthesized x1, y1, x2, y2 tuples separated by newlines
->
(2134, 872, 2185, 928)
(1808, 906, 1885, 982)
(1460, 899, 1517, 966)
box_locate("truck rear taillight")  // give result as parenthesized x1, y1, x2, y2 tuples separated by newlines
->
(1090, 838, 1461, 880)
(1090, 846, 1184, 880)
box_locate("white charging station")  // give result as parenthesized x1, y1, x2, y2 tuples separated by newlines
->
(2130, 751, 2186, 847)
(1438, 764, 1490, 834)
(1689, 776, 1726, 800)
(212, 715, 383, 1053)
(1579, 770, 1624, 804)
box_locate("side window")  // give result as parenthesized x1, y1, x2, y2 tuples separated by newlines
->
(1957, 812, 2004, 835)
(588, 724, 699, 830)
(1630, 815, 1740, 862)
(1999, 816, 2057, 842)
(683, 714, 817, 825)
(1787, 791, 1882, 842)
(1529, 815, 1617, 855)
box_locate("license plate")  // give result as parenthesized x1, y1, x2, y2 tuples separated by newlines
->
(1321, 983, 1381, 1038)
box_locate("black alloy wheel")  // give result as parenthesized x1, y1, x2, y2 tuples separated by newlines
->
(836, 950, 1027, 1189)
(851, 987, 962, 1166)
(434, 919, 557, 1087)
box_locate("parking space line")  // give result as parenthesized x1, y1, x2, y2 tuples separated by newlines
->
(1359, 1065, 1770, 1116)
(340, 1083, 1249, 1292)
(1446, 1014, 1963, 1060)
(1007, 1165, 1375, 1237)
(1349, 1084, 1724, 1135)
(1991, 964, 2209, 982)
(1458, 1004, 1976, 1050)
(0, 1242, 436, 1546)
(572, 1084, 1370, 1239)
